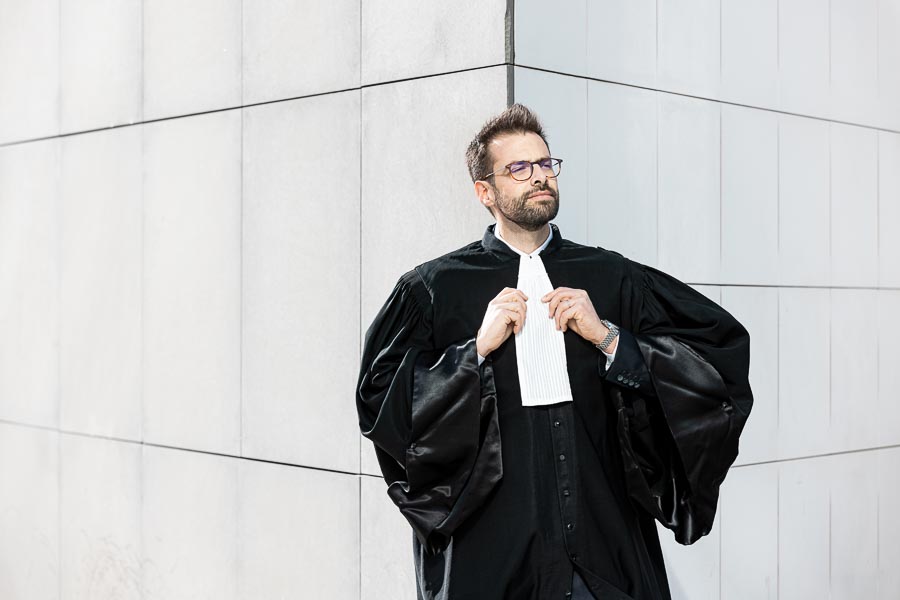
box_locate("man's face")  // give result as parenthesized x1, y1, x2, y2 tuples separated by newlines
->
(482, 132, 560, 232)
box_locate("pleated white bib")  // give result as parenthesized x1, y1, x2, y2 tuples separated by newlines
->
(514, 253, 573, 406)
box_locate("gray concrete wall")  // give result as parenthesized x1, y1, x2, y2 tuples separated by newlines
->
(0, 1, 509, 598)
(513, 0, 900, 598)
(1, 0, 898, 598)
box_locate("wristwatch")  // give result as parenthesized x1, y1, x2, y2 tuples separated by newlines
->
(595, 319, 620, 352)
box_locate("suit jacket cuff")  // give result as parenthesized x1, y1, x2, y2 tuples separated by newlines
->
(600, 328, 654, 396)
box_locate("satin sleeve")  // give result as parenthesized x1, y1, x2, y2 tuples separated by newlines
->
(356, 269, 503, 554)
(611, 260, 753, 545)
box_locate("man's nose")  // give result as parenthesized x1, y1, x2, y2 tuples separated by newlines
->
(531, 163, 549, 185)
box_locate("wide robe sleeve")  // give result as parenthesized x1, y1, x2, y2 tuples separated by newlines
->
(604, 260, 753, 545)
(356, 269, 503, 555)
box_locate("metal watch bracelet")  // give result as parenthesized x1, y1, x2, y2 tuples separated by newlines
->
(596, 319, 620, 351)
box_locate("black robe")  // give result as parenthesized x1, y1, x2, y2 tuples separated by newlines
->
(357, 223, 753, 600)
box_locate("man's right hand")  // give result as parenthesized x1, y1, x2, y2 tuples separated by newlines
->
(476, 287, 528, 358)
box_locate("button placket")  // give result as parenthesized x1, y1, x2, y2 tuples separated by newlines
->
(548, 406, 578, 555)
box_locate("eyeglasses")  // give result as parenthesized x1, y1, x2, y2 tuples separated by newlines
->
(484, 157, 563, 182)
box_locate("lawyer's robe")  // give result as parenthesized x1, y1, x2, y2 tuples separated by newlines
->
(357, 223, 753, 600)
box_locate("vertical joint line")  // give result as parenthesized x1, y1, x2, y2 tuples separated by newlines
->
(505, 0, 515, 65)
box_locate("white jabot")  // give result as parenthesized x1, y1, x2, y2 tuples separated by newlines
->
(504, 228, 573, 406)
(476, 225, 617, 392)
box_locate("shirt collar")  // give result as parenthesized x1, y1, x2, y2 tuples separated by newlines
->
(481, 222, 563, 261)
(494, 225, 553, 258)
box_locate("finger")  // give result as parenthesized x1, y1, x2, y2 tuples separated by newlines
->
(541, 287, 575, 303)
(498, 287, 528, 302)
(491, 288, 514, 304)
(557, 305, 578, 332)
(502, 291, 528, 307)
(499, 302, 525, 321)
(556, 301, 580, 331)
(503, 306, 524, 334)
(548, 294, 572, 319)
(498, 300, 527, 316)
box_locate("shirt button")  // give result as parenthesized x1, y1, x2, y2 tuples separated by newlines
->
(571, 553, 578, 561)
(559, 454, 566, 462)
(553, 420, 561, 427)
(566, 523, 573, 531)
(562, 489, 570, 497)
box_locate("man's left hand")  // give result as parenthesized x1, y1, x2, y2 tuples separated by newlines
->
(541, 287, 610, 347)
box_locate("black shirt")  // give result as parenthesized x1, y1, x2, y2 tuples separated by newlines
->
(357, 223, 753, 600)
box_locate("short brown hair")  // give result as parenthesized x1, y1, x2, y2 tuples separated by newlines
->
(465, 103, 550, 183)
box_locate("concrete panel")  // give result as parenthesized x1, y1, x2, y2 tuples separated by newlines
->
(515, 68, 588, 244)
(242, 91, 361, 473)
(516, 0, 586, 75)
(60, 434, 141, 600)
(0, 423, 59, 600)
(0, 0, 58, 143)
(361, 475, 417, 600)
(721, 0, 777, 107)
(656, 503, 720, 600)
(0, 140, 60, 428)
(878, 0, 900, 130)
(830, 0, 879, 126)
(244, 0, 359, 104)
(879, 131, 900, 287)
(778, 114, 830, 287)
(830, 289, 878, 452)
(362, 436, 382, 477)
(778, 288, 830, 459)
(689, 285, 720, 304)
(830, 451, 879, 597)
(720, 287, 778, 465)
(778, 456, 830, 599)
(142, 446, 238, 600)
(361, 67, 506, 328)
(878, 447, 900, 599)
(585, 81, 657, 267)
(60, 127, 142, 441)
(238, 462, 359, 599)
(60, 0, 142, 133)
(778, 0, 830, 117)
(586, 0, 656, 88)
(720, 463, 778, 600)
(362, 0, 505, 85)
(720, 105, 778, 285)
(143, 0, 241, 120)
(830, 123, 878, 288)
(879, 291, 900, 447)
(657, 94, 720, 284)
(143, 110, 242, 455)
(657, 0, 720, 99)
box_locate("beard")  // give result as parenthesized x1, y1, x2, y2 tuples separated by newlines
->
(491, 182, 560, 232)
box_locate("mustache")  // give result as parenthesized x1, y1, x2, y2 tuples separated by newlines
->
(524, 185, 558, 200)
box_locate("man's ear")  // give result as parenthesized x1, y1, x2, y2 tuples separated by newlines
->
(474, 180, 494, 209)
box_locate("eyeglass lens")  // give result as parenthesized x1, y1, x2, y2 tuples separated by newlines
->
(508, 158, 561, 181)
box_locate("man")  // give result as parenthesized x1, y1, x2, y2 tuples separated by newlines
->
(357, 104, 753, 599)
